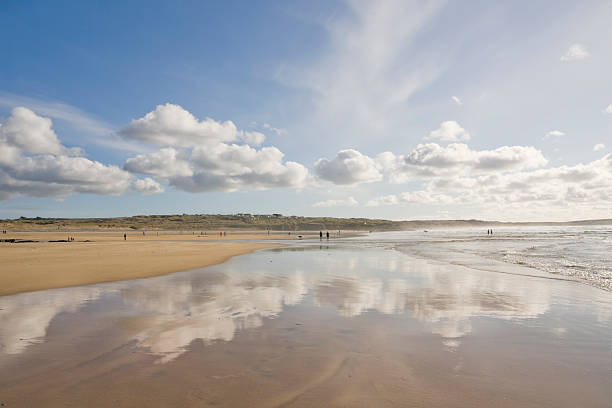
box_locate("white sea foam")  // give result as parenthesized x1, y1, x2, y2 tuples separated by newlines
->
(351, 226, 612, 291)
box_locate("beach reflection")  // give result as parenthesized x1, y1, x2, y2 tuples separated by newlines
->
(0, 286, 107, 354)
(0, 246, 598, 361)
(119, 270, 309, 362)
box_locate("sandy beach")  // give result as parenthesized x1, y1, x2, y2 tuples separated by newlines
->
(0, 231, 286, 296)
(1, 232, 611, 407)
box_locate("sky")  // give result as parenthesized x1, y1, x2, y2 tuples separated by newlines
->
(1, 0, 611, 221)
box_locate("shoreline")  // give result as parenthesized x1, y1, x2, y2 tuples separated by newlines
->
(0, 232, 286, 296)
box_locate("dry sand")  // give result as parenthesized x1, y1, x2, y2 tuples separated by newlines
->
(0, 231, 287, 296)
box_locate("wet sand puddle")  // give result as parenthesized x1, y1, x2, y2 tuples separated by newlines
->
(1, 242, 611, 407)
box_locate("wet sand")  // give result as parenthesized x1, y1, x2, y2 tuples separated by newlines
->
(1, 239, 611, 407)
(0, 231, 285, 295)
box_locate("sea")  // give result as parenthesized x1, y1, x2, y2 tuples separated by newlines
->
(346, 226, 612, 292)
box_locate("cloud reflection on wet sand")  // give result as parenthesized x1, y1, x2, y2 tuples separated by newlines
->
(0, 246, 603, 361)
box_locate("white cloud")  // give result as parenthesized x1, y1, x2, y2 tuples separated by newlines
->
(0, 107, 133, 200)
(313, 143, 548, 186)
(314, 149, 382, 185)
(560, 44, 590, 61)
(0, 92, 141, 152)
(313, 196, 358, 207)
(238, 131, 266, 146)
(543, 130, 565, 140)
(132, 177, 164, 194)
(593, 143, 605, 152)
(366, 191, 453, 207)
(123, 105, 309, 192)
(277, 0, 445, 135)
(121, 103, 240, 147)
(451, 96, 462, 106)
(604, 104, 612, 114)
(124, 147, 193, 179)
(0, 107, 80, 156)
(379, 143, 548, 183)
(262, 123, 287, 136)
(425, 121, 470, 142)
(369, 153, 612, 218)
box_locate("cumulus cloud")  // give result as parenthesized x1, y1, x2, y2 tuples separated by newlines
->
(543, 130, 565, 140)
(0, 106, 80, 156)
(238, 131, 266, 146)
(313, 196, 358, 207)
(121, 103, 240, 147)
(604, 104, 612, 114)
(379, 143, 548, 183)
(124, 147, 193, 179)
(451, 96, 462, 106)
(0, 107, 136, 200)
(425, 121, 470, 142)
(122, 104, 309, 192)
(368, 153, 612, 217)
(0, 92, 140, 152)
(314, 149, 382, 185)
(313, 143, 548, 186)
(593, 143, 605, 152)
(560, 44, 590, 61)
(132, 177, 164, 194)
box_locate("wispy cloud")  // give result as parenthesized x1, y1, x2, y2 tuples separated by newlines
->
(0, 92, 139, 151)
(451, 96, 462, 106)
(313, 196, 358, 207)
(277, 0, 445, 135)
(604, 104, 612, 114)
(593, 143, 605, 152)
(262, 123, 287, 136)
(543, 130, 565, 140)
(560, 44, 590, 61)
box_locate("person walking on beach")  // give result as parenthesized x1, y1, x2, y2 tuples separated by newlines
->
(319, 231, 323, 241)
(123, 233, 126, 241)
(326, 231, 329, 240)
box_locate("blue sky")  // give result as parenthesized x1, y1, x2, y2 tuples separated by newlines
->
(1, 0, 611, 221)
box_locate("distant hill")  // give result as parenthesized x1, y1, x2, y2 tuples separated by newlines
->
(1, 214, 611, 231)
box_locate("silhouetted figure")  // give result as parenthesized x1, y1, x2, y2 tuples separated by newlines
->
(326, 231, 329, 240)
(319, 231, 323, 241)
(124, 233, 126, 241)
